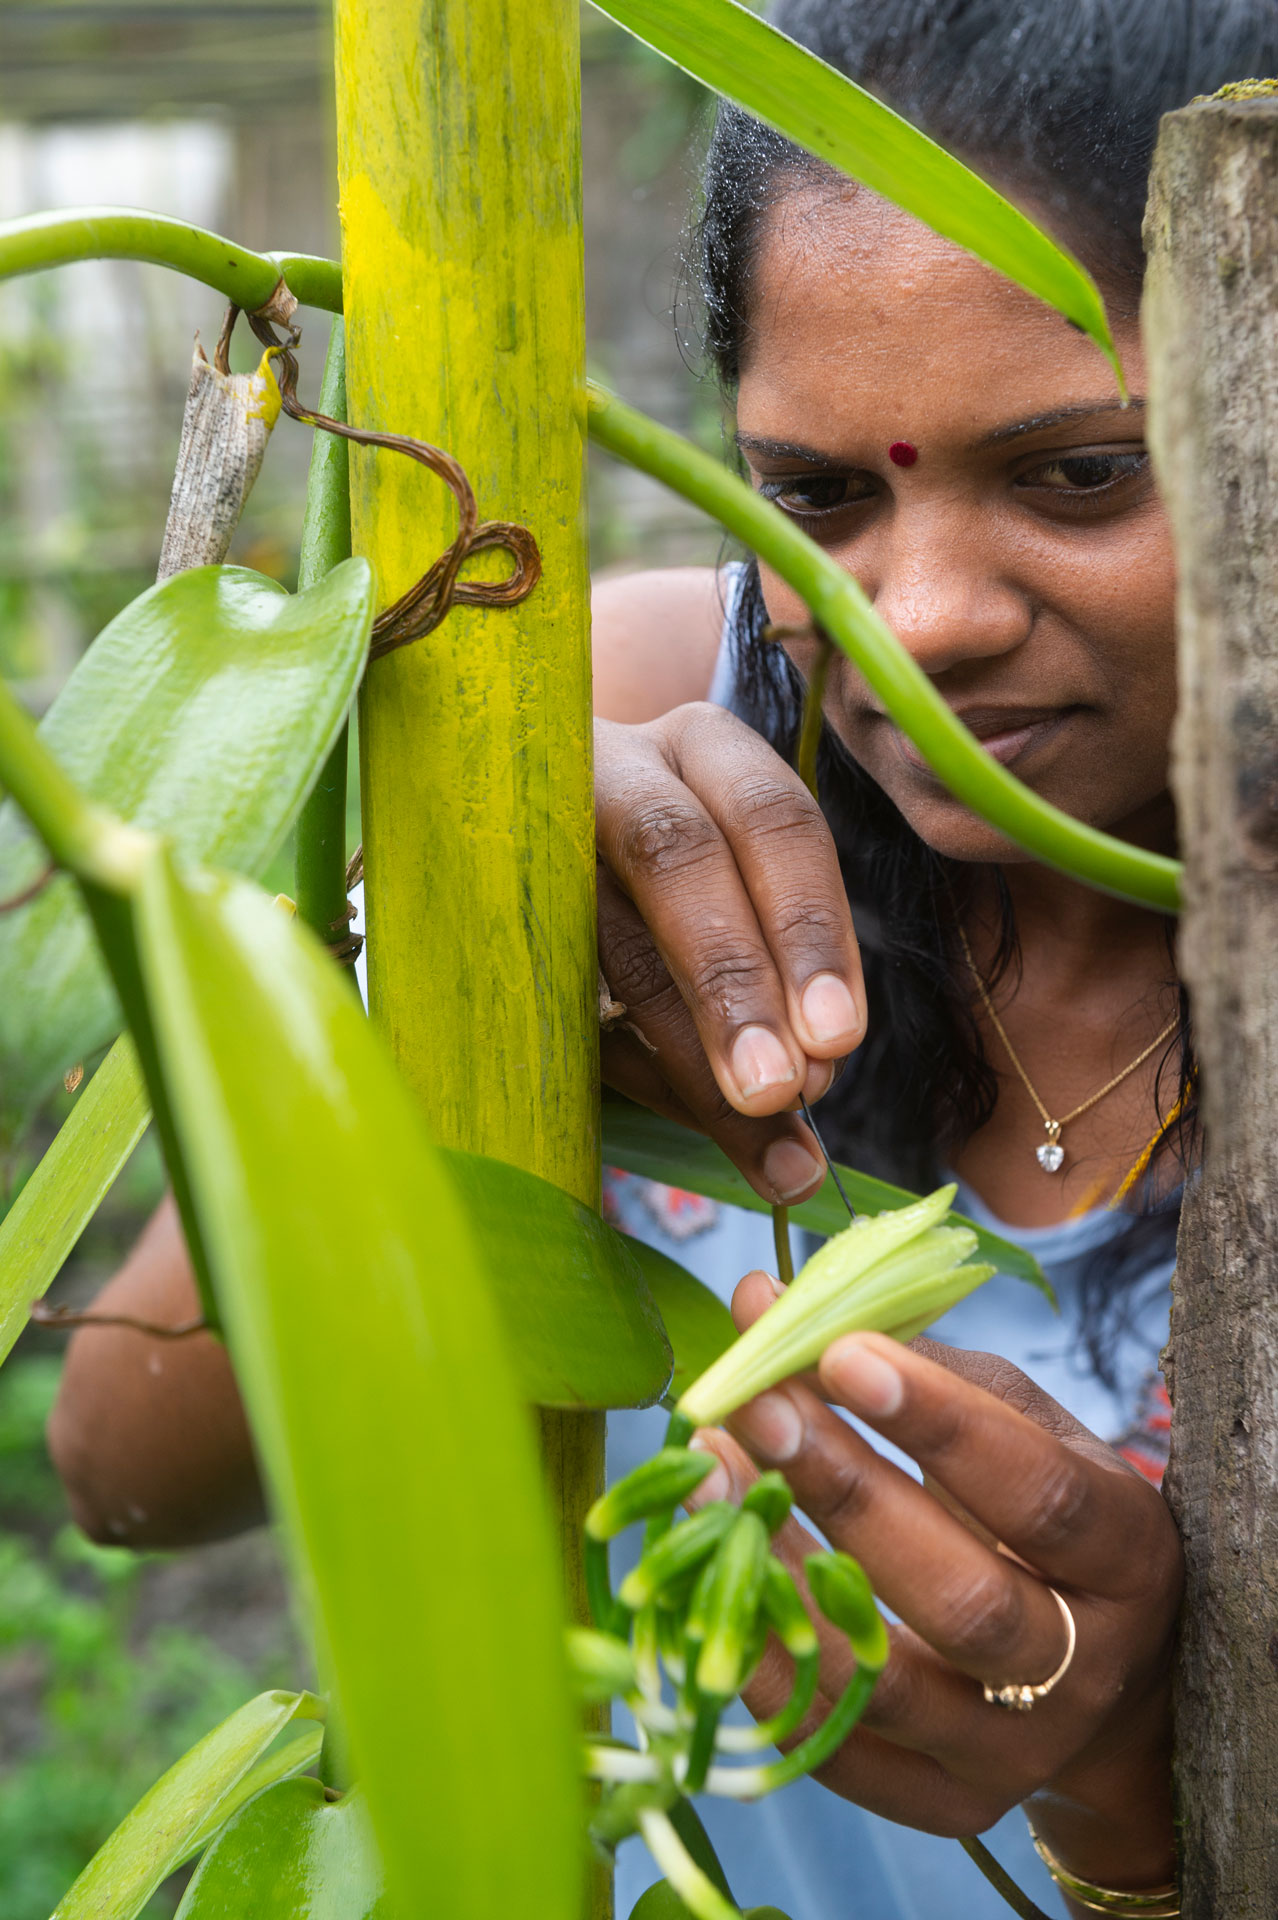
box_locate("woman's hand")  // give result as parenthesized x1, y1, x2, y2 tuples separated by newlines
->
(687, 1273, 1183, 1898)
(595, 702, 866, 1204)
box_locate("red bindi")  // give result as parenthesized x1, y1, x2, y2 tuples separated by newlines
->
(888, 441, 918, 468)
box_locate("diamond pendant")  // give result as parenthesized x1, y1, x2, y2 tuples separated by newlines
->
(1036, 1123, 1064, 1173)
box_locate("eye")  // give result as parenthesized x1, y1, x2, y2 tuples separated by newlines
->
(755, 472, 877, 517)
(1018, 450, 1149, 495)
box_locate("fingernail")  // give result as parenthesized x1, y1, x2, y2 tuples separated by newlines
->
(762, 1137, 822, 1202)
(730, 1390, 803, 1464)
(687, 1432, 730, 1504)
(826, 1338, 904, 1418)
(800, 973, 862, 1047)
(731, 1026, 798, 1101)
(803, 1056, 835, 1103)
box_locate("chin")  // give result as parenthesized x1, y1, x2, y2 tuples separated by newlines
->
(882, 786, 1041, 865)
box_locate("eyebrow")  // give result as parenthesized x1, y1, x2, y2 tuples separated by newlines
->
(975, 399, 1146, 448)
(734, 400, 1146, 467)
(734, 432, 842, 466)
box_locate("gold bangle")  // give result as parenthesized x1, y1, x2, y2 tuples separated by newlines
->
(1029, 1831, 1180, 1917)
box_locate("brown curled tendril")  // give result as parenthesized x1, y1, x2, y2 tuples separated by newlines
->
(29, 1302, 208, 1339)
(243, 293, 541, 660)
(0, 862, 55, 913)
(327, 900, 364, 968)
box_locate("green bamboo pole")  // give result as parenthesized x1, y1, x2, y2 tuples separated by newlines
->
(331, 9, 603, 1909)
(294, 321, 355, 958)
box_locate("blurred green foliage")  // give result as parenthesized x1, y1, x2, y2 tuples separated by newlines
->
(0, 25, 716, 1913)
(0, 1358, 291, 1920)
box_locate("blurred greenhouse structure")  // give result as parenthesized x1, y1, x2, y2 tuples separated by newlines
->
(0, 0, 720, 706)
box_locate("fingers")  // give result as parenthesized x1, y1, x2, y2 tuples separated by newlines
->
(664, 705, 866, 1059)
(686, 1424, 1066, 1830)
(818, 1334, 1179, 1600)
(595, 708, 863, 1120)
(598, 865, 826, 1203)
(723, 1378, 1077, 1696)
(726, 1268, 1178, 1603)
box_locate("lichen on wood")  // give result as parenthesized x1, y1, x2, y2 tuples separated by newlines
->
(1144, 91, 1278, 1920)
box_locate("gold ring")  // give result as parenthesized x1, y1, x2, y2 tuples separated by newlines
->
(982, 1586, 1076, 1711)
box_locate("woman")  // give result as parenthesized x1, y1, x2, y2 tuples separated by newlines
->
(595, 5, 1272, 1912)
(48, 3, 1278, 1915)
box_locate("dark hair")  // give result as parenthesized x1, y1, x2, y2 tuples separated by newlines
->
(687, 0, 1278, 1382)
(700, 0, 1278, 379)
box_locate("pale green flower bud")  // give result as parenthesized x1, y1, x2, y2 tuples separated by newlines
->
(761, 1555, 818, 1662)
(742, 1471, 793, 1535)
(585, 1448, 717, 1542)
(676, 1186, 994, 1429)
(564, 1627, 638, 1703)
(618, 1502, 736, 1612)
(695, 1510, 771, 1701)
(805, 1551, 889, 1672)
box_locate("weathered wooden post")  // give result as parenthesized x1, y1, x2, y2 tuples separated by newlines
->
(1144, 90, 1278, 1920)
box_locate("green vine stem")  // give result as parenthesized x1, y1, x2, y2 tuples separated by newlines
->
(294, 321, 357, 968)
(771, 1204, 794, 1286)
(586, 383, 1182, 915)
(795, 632, 833, 801)
(0, 214, 1181, 912)
(639, 1807, 739, 1920)
(0, 208, 341, 314)
(0, 674, 145, 891)
(958, 1837, 1055, 1920)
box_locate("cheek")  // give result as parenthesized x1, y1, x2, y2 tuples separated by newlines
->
(757, 568, 812, 633)
(1056, 511, 1177, 711)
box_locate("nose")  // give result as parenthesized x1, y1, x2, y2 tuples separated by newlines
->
(856, 503, 1031, 679)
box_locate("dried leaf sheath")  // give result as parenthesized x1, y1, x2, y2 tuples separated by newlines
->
(156, 343, 281, 581)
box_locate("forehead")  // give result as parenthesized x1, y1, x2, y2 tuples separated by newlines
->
(740, 181, 1136, 432)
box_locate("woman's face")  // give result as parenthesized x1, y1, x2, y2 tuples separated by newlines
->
(735, 182, 1177, 863)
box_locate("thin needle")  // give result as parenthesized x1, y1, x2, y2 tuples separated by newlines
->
(798, 1093, 857, 1221)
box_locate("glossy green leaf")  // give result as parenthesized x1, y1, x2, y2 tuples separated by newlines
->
(626, 1239, 736, 1405)
(591, 0, 1120, 385)
(130, 845, 579, 1920)
(175, 1778, 388, 1920)
(0, 1038, 670, 1402)
(602, 1098, 1050, 1300)
(0, 1036, 149, 1367)
(0, 560, 374, 1144)
(51, 1689, 325, 1920)
(442, 1147, 671, 1408)
(630, 1884, 703, 1920)
(177, 1729, 326, 1870)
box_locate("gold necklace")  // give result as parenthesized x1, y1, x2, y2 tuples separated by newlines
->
(956, 925, 1180, 1175)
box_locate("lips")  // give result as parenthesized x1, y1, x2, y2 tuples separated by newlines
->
(883, 704, 1080, 772)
